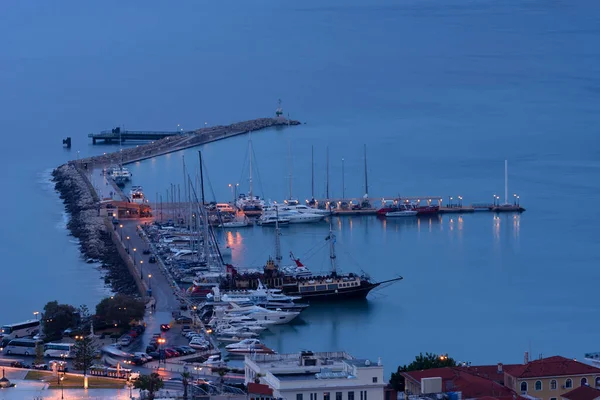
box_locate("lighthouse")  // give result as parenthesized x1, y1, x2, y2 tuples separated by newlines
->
(275, 99, 284, 119)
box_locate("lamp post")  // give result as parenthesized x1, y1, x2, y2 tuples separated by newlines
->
(341, 158, 345, 200)
(126, 236, 130, 253)
(148, 273, 152, 290)
(133, 248, 137, 265)
(33, 311, 39, 321)
(228, 184, 234, 204)
(513, 193, 517, 205)
(119, 224, 123, 239)
(157, 337, 166, 368)
(60, 375, 64, 399)
(517, 195, 520, 206)
(140, 260, 144, 280)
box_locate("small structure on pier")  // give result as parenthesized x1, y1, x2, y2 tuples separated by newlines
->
(275, 99, 284, 118)
(89, 126, 187, 144)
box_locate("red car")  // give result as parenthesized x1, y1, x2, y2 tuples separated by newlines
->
(165, 348, 180, 357)
(162, 349, 176, 358)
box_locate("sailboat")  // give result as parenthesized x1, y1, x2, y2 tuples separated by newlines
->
(223, 216, 403, 301)
(235, 136, 265, 216)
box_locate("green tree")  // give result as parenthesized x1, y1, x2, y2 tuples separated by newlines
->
(181, 371, 192, 400)
(34, 343, 45, 365)
(390, 352, 457, 391)
(134, 372, 164, 400)
(73, 335, 98, 379)
(43, 301, 78, 339)
(95, 294, 145, 328)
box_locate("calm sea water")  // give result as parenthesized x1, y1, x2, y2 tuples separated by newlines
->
(2, 0, 599, 375)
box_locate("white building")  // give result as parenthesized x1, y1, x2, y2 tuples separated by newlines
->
(245, 351, 385, 400)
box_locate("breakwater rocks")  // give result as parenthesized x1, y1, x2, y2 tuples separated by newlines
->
(80, 117, 300, 167)
(52, 164, 138, 295)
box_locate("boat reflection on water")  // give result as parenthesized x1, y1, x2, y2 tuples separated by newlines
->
(382, 214, 442, 232)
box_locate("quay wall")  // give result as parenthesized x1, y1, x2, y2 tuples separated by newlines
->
(52, 163, 138, 295)
(80, 117, 300, 168)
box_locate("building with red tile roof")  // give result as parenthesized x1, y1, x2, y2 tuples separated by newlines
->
(561, 386, 600, 400)
(401, 367, 518, 399)
(503, 356, 600, 400)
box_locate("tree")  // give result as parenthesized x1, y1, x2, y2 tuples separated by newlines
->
(43, 301, 78, 339)
(73, 335, 98, 378)
(95, 294, 145, 328)
(181, 371, 192, 399)
(34, 343, 45, 365)
(134, 372, 164, 400)
(390, 352, 457, 391)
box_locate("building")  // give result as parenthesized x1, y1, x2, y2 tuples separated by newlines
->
(245, 351, 385, 400)
(561, 386, 600, 400)
(401, 367, 517, 399)
(504, 356, 600, 400)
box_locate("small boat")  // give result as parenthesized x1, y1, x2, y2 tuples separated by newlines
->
(386, 210, 418, 217)
(220, 220, 250, 228)
(227, 344, 275, 355)
(225, 339, 262, 350)
(129, 186, 145, 204)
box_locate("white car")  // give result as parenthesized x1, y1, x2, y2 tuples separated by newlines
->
(134, 352, 152, 362)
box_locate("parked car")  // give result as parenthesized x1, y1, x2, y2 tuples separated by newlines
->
(148, 351, 160, 359)
(149, 256, 157, 263)
(180, 346, 196, 354)
(146, 345, 157, 353)
(32, 363, 49, 370)
(176, 316, 192, 324)
(134, 352, 153, 362)
(163, 349, 176, 358)
(10, 361, 30, 369)
(165, 348, 180, 357)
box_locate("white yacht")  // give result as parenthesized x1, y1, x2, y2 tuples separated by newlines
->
(129, 186, 145, 204)
(225, 338, 262, 350)
(110, 166, 132, 184)
(257, 214, 290, 226)
(262, 205, 324, 224)
(225, 304, 300, 324)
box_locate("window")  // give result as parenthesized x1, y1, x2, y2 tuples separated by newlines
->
(336, 393, 342, 400)
(360, 392, 363, 400)
(596, 377, 600, 388)
(324, 393, 330, 400)
(551, 398, 557, 400)
(582, 378, 588, 386)
(535, 381, 542, 391)
(520, 382, 528, 392)
(297, 395, 303, 400)
(566, 378, 573, 389)
(348, 392, 355, 400)
(551, 379, 557, 390)
(364, 391, 368, 400)
(373, 377, 378, 383)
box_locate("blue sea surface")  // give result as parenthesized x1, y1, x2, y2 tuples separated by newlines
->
(1, 0, 599, 374)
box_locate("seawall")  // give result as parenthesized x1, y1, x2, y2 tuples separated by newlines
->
(52, 164, 138, 295)
(80, 117, 300, 167)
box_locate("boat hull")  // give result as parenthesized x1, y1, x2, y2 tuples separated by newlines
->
(281, 282, 379, 301)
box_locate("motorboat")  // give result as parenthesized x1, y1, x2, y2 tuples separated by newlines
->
(284, 203, 331, 215)
(214, 326, 260, 338)
(129, 186, 145, 204)
(386, 210, 418, 217)
(227, 343, 275, 355)
(219, 244, 232, 259)
(262, 205, 324, 224)
(225, 338, 262, 350)
(225, 305, 300, 325)
(219, 220, 250, 228)
(257, 214, 290, 226)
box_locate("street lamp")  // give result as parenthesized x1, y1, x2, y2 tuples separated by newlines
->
(60, 375, 64, 399)
(119, 224, 123, 238)
(148, 274, 152, 290)
(157, 337, 166, 367)
(513, 193, 517, 205)
(140, 260, 144, 280)
(33, 311, 39, 321)
(126, 236, 130, 253)
(133, 248, 137, 264)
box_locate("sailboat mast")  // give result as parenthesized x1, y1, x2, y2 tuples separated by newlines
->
(326, 146, 330, 199)
(288, 138, 293, 200)
(198, 151, 205, 205)
(504, 159, 508, 205)
(275, 207, 282, 265)
(249, 138, 253, 198)
(328, 222, 337, 275)
(311, 145, 315, 199)
(364, 144, 369, 196)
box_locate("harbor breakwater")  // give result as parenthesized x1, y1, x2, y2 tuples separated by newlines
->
(81, 117, 301, 167)
(52, 163, 138, 295)
(55, 117, 300, 296)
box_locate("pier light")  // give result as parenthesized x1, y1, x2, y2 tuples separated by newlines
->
(133, 248, 137, 265)
(148, 273, 152, 290)
(140, 260, 144, 280)
(33, 311, 39, 320)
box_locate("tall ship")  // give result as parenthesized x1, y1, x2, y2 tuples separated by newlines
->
(220, 219, 403, 301)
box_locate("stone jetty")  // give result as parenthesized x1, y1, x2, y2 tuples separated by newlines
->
(52, 163, 138, 295)
(55, 117, 300, 296)
(80, 117, 300, 167)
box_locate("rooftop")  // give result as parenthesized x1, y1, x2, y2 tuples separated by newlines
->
(402, 367, 517, 399)
(247, 351, 354, 368)
(456, 364, 521, 384)
(561, 386, 600, 400)
(345, 359, 382, 369)
(505, 356, 600, 378)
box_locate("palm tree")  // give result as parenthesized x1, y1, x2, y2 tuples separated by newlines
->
(133, 372, 164, 400)
(181, 371, 192, 399)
